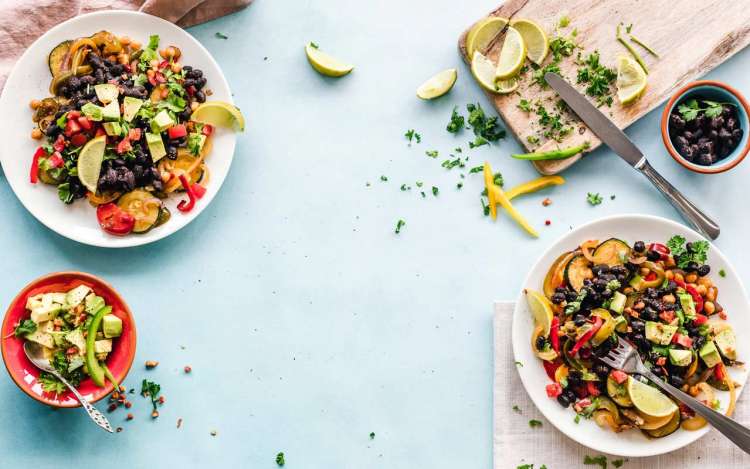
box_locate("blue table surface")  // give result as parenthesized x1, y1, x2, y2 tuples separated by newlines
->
(2, 1, 750, 467)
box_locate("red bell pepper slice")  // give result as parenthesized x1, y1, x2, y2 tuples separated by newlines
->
(685, 285, 704, 314)
(116, 137, 132, 154)
(569, 316, 603, 356)
(158, 60, 169, 69)
(648, 242, 670, 260)
(693, 314, 708, 326)
(168, 124, 187, 139)
(155, 71, 166, 83)
(95, 127, 106, 138)
(550, 317, 560, 353)
(714, 363, 726, 381)
(53, 134, 66, 152)
(610, 370, 628, 384)
(77, 116, 92, 130)
(645, 272, 657, 282)
(48, 152, 64, 168)
(674, 279, 686, 289)
(70, 133, 88, 147)
(586, 381, 601, 397)
(177, 174, 198, 212)
(191, 183, 206, 199)
(30, 147, 45, 183)
(543, 360, 562, 381)
(545, 383, 563, 398)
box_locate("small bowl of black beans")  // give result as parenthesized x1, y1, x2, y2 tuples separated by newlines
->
(661, 80, 750, 173)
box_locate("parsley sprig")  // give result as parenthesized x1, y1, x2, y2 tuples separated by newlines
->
(666, 235, 709, 269)
(576, 51, 617, 107)
(141, 379, 162, 412)
(677, 98, 732, 122)
(446, 106, 465, 133)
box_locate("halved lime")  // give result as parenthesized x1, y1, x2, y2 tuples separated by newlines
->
(525, 289, 554, 337)
(495, 27, 526, 80)
(627, 376, 678, 419)
(304, 43, 353, 77)
(416, 68, 457, 100)
(76, 135, 106, 193)
(190, 101, 245, 132)
(616, 54, 647, 105)
(510, 19, 548, 65)
(466, 16, 509, 58)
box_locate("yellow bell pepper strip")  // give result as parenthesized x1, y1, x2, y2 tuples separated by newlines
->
(483, 162, 539, 237)
(505, 175, 566, 200)
(85, 305, 111, 387)
(511, 142, 590, 161)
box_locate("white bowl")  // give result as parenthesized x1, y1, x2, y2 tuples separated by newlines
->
(512, 214, 749, 457)
(0, 10, 236, 247)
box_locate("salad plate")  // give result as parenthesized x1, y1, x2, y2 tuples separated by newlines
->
(512, 214, 750, 457)
(0, 10, 237, 247)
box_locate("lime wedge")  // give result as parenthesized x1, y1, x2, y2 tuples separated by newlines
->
(510, 19, 548, 65)
(495, 27, 526, 80)
(525, 289, 554, 337)
(616, 54, 647, 105)
(466, 16, 509, 58)
(471, 51, 499, 93)
(190, 101, 245, 132)
(304, 43, 353, 77)
(416, 68, 457, 100)
(76, 135, 106, 193)
(627, 376, 678, 418)
(495, 77, 519, 94)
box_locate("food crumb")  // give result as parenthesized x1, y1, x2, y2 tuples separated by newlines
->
(126, 413, 133, 421)
(151, 410, 159, 419)
(116, 427, 123, 433)
(545, 220, 551, 226)
(542, 198, 552, 206)
(177, 418, 183, 429)
(210, 430, 218, 436)
(145, 360, 159, 369)
(184, 365, 192, 373)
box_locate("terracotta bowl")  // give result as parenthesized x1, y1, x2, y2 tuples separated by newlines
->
(1, 272, 136, 407)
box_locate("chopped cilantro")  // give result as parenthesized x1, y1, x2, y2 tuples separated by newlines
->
(678, 99, 732, 122)
(404, 129, 421, 144)
(584, 455, 608, 469)
(400, 184, 409, 191)
(719, 269, 726, 278)
(309, 42, 319, 49)
(528, 419, 542, 428)
(38, 372, 66, 395)
(559, 15, 571, 27)
(512, 405, 521, 413)
(141, 379, 162, 412)
(395, 219, 406, 234)
(469, 136, 488, 148)
(446, 106, 465, 133)
(514, 361, 523, 367)
(369, 432, 375, 439)
(587, 192, 603, 205)
(527, 135, 540, 144)
(517, 99, 532, 112)
(469, 165, 484, 174)
(535, 102, 571, 141)
(532, 63, 561, 88)
(276, 452, 285, 466)
(425, 150, 438, 158)
(380, 175, 388, 182)
(14, 319, 36, 337)
(215, 32, 229, 40)
(415, 181, 423, 187)
(612, 459, 625, 468)
(466, 103, 506, 143)
(549, 35, 577, 62)
(57, 183, 74, 204)
(576, 51, 617, 106)
(431, 186, 439, 196)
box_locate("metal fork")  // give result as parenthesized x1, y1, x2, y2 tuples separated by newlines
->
(600, 335, 750, 452)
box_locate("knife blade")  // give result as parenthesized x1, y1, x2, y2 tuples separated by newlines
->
(544, 72, 720, 240)
(544, 72, 645, 168)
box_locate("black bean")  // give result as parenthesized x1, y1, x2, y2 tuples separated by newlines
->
(697, 264, 710, 277)
(670, 375, 684, 387)
(564, 388, 577, 402)
(670, 113, 685, 130)
(698, 153, 715, 165)
(594, 363, 610, 377)
(182, 65, 193, 73)
(687, 261, 700, 272)
(646, 249, 661, 261)
(195, 91, 206, 103)
(732, 128, 743, 141)
(557, 393, 571, 408)
(95, 69, 106, 84)
(633, 241, 645, 253)
(631, 319, 645, 332)
(709, 116, 724, 129)
(552, 292, 566, 304)
(718, 127, 732, 141)
(189, 69, 203, 79)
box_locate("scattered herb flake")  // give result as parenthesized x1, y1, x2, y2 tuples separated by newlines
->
(514, 360, 523, 367)
(446, 106, 465, 133)
(612, 459, 625, 468)
(466, 103, 506, 143)
(276, 452, 285, 466)
(370, 432, 375, 439)
(395, 219, 406, 234)
(215, 32, 229, 40)
(584, 455, 607, 469)
(512, 405, 522, 413)
(309, 42, 319, 49)
(528, 419, 543, 428)
(425, 150, 439, 158)
(559, 15, 571, 28)
(431, 186, 439, 196)
(517, 99, 532, 113)
(404, 129, 421, 144)
(719, 269, 726, 277)
(587, 192, 603, 205)
(576, 51, 617, 106)
(469, 165, 484, 174)
(14, 319, 36, 337)
(380, 175, 388, 182)
(666, 235, 709, 269)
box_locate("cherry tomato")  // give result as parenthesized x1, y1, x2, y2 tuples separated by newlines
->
(96, 203, 135, 236)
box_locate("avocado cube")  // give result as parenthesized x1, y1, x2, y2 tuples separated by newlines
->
(146, 132, 167, 162)
(49, 293, 67, 305)
(715, 328, 737, 360)
(66, 285, 92, 309)
(151, 109, 174, 132)
(94, 83, 119, 104)
(30, 303, 61, 323)
(103, 122, 122, 137)
(609, 291, 627, 314)
(645, 321, 678, 345)
(26, 327, 54, 349)
(699, 341, 722, 368)
(669, 348, 692, 366)
(64, 328, 86, 354)
(122, 97, 144, 122)
(678, 292, 696, 319)
(94, 339, 112, 354)
(187, 133, 206, 155)
(101, 100, 120, 122)
(68, 355, 85, 372)
(84, 294, 105, 315)
(81, 102, 104, 121)
(102, 314, 123, 338)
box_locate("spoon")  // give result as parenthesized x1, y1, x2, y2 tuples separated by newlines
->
(24, 341, 113, 433)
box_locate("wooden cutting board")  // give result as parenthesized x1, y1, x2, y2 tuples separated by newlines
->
(458, 0, 750, 174)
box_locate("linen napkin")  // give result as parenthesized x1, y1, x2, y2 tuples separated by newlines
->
(0, 0, 251, 90)
(494, 301, 750, 468)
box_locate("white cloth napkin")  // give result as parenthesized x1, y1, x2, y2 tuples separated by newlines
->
(494, 301, 750, 468)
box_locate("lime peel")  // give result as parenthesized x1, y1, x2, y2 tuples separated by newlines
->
(416, 68, 457, 100)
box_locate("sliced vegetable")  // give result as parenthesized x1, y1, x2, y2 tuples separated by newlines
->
(592, 238, 631, 266)
(569, 316, 603, 356)
(85, 305, 111, 387)
(504, 175, 566, 200)
(117, 190, 162, 233)
(564, 254, 593, 292)
(483, 162, 538, 237)
(48, 40, 72, 77)
(543, 251, 576, 298)
(643, 409, 680, 438)
(96, 203, 135, 236)
(511, 142, 590, 160)
(30, 147, 45, 184)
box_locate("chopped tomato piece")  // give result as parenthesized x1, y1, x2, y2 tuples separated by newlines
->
(168, 124, 187, 139)
(714, 364, 726, 381)
(77, 116, 92, 130)
(610, 370, 628, 384)
(128, 128, 142, 141)
(47, 152, 64, 168)
(586, 381, 601, 396)
(656, 356, 667, 366)
(64, 118, 81, 137)
(95, 127, 106, 138)
(96, 203, 135, 236)
(693, 314, 708, 326)
(672, 333, 693, 348)
(659, 311, 675, 323)
(116, 138, 132, 154)
(53, 134, 66, 152)
(70, 133, 88, 147)
(644, 272, 657, 281)
(67, 110, 80, 119)
(545, 383, 563, 398)
(685, 285, 704, 314)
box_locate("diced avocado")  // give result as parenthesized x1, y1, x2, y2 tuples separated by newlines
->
(146, 132, 167, 162)
(581, 371, 600, 381)
(609, 291, 627, 314)
(30, 303, 61, 323)
(645, 321, 678, 345)
(94, 83, 119, 104)
(123, 97, 144, 122)
(25, 294, 46, 311)
(64, 328, 86, 354)
(101, 100, 120, 121)
(50, 331, 67, 347)
(26, 327, 54, 349)
(84, 294, 105, 315)
(68, 355, 85, 372)
(715, 328, 737, 360)
(81, 102, 104, 121)
(49, 293, 67, 305)
(187, 132, 206, 155)
(151, 109, 175, 132)
(102, 314, 123, 338)
(94, 339, 112, 354)
(612, 315, 628, 333)
(699, 341, 722, 368)
(629, 274, 643, 291)
(66, 285, 92, 308)
(103, 122, 122, 137)
(669, 348, 692, 366)
(678, 292, 696, 319)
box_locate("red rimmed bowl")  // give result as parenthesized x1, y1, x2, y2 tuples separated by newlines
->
(661, 80, 750, 174)
(1, 272, 136, 407)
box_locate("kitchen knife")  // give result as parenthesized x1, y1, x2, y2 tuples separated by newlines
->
(545, 72, 720, 240)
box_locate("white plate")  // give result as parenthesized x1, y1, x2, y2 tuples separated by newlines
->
(512, 214, 750, 457)
(0, 11, 236, 247)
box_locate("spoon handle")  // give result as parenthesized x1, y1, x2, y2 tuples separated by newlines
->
(51, 370, 113, 433)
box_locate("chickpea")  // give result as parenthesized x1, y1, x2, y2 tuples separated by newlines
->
(130, 40, 142, 50)
(150, 59, 159, 69)
(665, 256, 676, 268)
(171, 46, 181, 60)
(689, 385, 700, 397)
(704, 301, 716, 315)
(674, 272, 685, 283)
(685, 273, 698, 284)
(696, 284, 707, 296)
(665, 270, 675, 280)
(119, 36, 131, 46)
(639, 267, 650, 277)
(159, 47, 175, 59)
(697, 276, 713, 288)
(30, 128, 42, 139)
(118, 53, 130, 65)
(160, 87, 169, 99)
(30, 99, 41, 110)
(623, 287, 634, 294)
(146, 69, 155, 78)
(663, 294, 676, 304)
(170, 62, 183, 74)
(107, 54, 117, 62)
(190, 101, 199, 111)
(706, 287, 717, 302)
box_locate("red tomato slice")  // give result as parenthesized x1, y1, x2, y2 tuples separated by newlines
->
(610, 370, 628, 384)
(96, 203, 135, 236)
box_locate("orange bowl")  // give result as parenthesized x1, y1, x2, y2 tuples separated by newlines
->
(1, 272, 136, 407)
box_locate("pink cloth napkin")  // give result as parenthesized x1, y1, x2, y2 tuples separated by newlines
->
(0, 0, 251, 90)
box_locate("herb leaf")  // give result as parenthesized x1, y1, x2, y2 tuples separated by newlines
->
(587, 192, 603, 206)
(14, 319, 36, 337)
(446, 106, 465, 133)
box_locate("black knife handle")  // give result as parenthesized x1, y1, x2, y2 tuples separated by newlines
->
(638, 160, 720, 240)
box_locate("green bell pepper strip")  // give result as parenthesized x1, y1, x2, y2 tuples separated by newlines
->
(102, 364, 120, 391)
(85, 305, 111, 387)
(616, 24, 648, 74)
(511, 142, 590, 161)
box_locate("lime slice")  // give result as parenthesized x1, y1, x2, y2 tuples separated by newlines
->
(471, 51, 500, 93)
(616, 54, 647, 105)
(495, 27, 526, 80)
(416, 68, 457, 100)
(525, 289, 554, 337)
(495, 77, 519, 94)
(466, 16, 509, 58)
(76, 135, 106, 193)
(190, 101, 246, 132)
(304, 43, 353, 77)
(627, 376, 678, 418)
(510, 19, 548, 65)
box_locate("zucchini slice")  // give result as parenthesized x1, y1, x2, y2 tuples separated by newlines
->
(117, 190, 162, 233)
(564, 254, 592, 292)
(606, 374, 633, 407)
(543, 251, 576, 299)
(644, 410, 680, 438)
(592, 238, 631, 266)
(48, 40, 72, 77)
